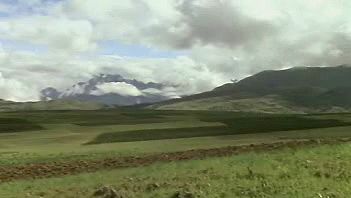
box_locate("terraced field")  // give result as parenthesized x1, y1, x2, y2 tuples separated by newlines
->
(1, 109, 351, 197)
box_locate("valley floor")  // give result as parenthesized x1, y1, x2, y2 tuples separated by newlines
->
(1, 110, 351, 197)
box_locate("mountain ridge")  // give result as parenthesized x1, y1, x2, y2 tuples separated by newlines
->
(149, 65, 351, 113)
(41, 74, 171, 106)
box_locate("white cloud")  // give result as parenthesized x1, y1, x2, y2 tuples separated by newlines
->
(0, 0, 351, 101)
(91, 82, 143, 97)
(142, 87, 180, 99)
(0, 72, 38, 101)
(0, 16, 96, 54)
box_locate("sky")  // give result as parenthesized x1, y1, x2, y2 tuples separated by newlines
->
(0, 0, 350, 101)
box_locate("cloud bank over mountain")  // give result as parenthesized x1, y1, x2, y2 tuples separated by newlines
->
(91, 82, 143, 97)
(0, 0, 350, 101)
(40, 74, 177, 105)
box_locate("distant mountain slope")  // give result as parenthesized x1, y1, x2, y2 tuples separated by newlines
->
(0, 99, 104, 112)
(41, 74, 170, 106)
(149, 65, 351, 113)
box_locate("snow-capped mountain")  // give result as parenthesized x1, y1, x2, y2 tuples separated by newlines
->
(40, 74, 172, 106)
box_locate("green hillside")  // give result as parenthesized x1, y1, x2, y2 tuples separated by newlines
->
(150, 65, 351, 113)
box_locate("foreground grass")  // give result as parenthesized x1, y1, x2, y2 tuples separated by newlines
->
(1, 143, 351, 198)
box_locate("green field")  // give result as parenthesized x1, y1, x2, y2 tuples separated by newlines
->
(0, 109, 350, 165)
(2, 143, 351, 198)
(1, 109, 351, 197)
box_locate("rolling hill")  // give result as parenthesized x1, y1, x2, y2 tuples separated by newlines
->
(0, 99, 105, 112)
(149, 65, 351, 113)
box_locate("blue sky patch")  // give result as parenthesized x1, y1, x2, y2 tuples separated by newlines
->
(0, 0, 62, 17)
(99, 40, 188, 59)
(0, 39, 48, 53)
(0, 12, 10, 18)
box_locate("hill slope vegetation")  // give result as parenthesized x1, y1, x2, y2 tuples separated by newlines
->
(149, 65, 351, 113)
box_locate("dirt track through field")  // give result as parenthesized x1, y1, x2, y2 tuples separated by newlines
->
(0, 138, 350, 183)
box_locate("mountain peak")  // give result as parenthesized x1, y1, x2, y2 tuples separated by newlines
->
(41, 74, 169, 106)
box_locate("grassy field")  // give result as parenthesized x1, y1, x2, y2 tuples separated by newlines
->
(1, 109, 351, 197)
(1, 143, 351, 198)
(0, 109, 351, 165)
(88, 116, 350, 144)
